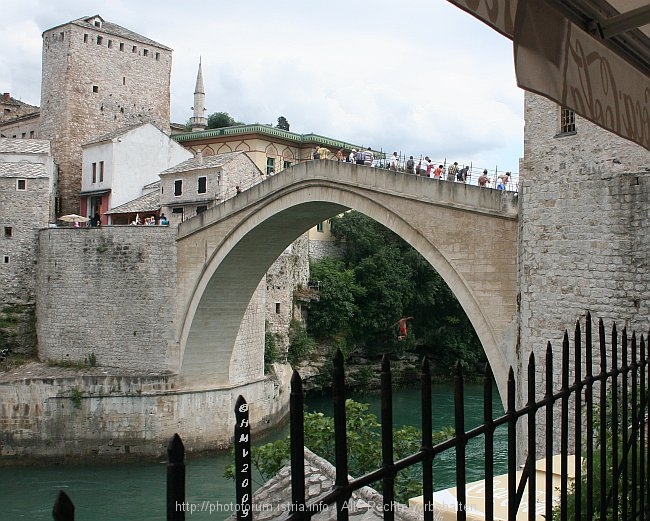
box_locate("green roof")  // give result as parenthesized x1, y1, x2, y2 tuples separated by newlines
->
(171, 124, 381, 155)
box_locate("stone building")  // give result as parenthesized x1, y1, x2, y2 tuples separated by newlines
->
(159, 151, 263, 225)
(0, 138, 55, 352)
(38, 14, 173, 216)
(518, 91, 649, 396)
(0, 93, 40, 138)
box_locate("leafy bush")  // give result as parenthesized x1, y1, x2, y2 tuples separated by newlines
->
(225, 399, 454, 504)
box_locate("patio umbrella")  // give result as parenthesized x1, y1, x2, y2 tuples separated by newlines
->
(58, 214, 89, 223)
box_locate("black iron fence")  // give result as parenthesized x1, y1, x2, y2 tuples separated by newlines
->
(51, 314, 649, 520)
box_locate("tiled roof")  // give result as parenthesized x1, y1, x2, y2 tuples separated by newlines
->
(104, 189, 160, 215)
(64, 15, 172, 51)
(238, 448, 421, 521)
(160, 151, 244, 175)
(82, 123, 148, 147)
(0, 138, 50, 155)
(143, 180, 161, 190)
(0, 161, 48, 179)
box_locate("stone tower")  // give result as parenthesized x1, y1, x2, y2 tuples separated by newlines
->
(39, 15, 173, 215)
(190, 59, 207, 132)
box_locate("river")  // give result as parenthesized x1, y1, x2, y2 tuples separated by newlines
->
(1, 383, 506, 520)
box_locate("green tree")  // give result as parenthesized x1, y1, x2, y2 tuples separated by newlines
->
(225, 399, 454, 505)
(311, 211, 485, 374)
(276, 116, 290, 130)
(307, 258, 363, 340)
(206, 111, 244, 129)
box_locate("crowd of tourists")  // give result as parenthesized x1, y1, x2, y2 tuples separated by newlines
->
(311, 145, 517, 192)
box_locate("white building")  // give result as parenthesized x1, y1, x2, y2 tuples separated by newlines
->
(80, 123, 192, 224)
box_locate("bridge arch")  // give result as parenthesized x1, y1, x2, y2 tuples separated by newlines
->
(176, 161, 518, 401)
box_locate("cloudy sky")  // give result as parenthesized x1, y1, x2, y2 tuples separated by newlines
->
(1, 0, 524, 173)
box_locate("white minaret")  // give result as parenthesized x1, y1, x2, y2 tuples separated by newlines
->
(190, 58, 207, 131)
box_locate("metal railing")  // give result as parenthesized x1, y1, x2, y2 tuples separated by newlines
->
(50, 314, 649, 520)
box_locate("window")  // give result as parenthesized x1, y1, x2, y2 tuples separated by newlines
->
(60, 32, 64, 40)
(266, 157, 275, 175)
(97, 36, 103, 45)
(99, 161, 104, 182)
(16, 179, 26, 191)
(174, 180, 182, 196)
(119, 42, 124, 51)
(196, 205, 207, 215)
(155, 52, 160, 61)
(198, 177, 207, 194)
(316, 222, 324, 232)
(3, 109, 10, 116)
(94, 20, 101, 28)
(275, 303, 281, 314)
(29, 131, 34, 138)
(123, 77, 126, 85)
(172, 208, 183, 214)
(132, 45, 137, 53)
(559, 107, 576, 134)
(283, 161, 291, 169)
(108, 40, 112, 49)
(92, 85, 99, 93)
(92, 162, 97, 183)
(21, 133, 26, 138)
(3, 256, 8, 264)
(4, 226, 12, 238)
(143, 49, 149, 57)
(84, 34, 88, 43)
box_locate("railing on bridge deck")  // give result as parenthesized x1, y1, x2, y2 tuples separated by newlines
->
(51, 314, 648, 520)
(218, 156, 519, 204)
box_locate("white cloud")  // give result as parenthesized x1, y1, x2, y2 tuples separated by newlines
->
(1, 0, 524, 172)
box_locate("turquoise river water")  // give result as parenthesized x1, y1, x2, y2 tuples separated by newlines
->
(1, 383, 507, 520)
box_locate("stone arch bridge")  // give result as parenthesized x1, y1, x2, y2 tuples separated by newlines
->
(174, 161, 519, 402)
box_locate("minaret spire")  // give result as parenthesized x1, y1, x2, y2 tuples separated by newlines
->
(190, 58, 207, 131)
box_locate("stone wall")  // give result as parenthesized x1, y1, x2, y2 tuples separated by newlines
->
(266, 233, 310, 353)
(39, 18, 172, 215)
(0, 165, 51, 353)
(36, 227, 178, 371)
(519, 92, 650, 393)
(0, 363, 292, 459)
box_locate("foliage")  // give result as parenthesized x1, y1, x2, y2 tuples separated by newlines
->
(46, 358, 88, 369)
(264, 330, 281, 373)
(69, 387, 83, 409)
(225, 399, 454, 504)
(287, 320, 317, 366)
(307, 258, 362, 340)
(276, 116, 290, 130)
(307, 211, 485, 374)
(206, 111, 244, 129)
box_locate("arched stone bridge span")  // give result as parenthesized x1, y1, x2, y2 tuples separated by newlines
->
(174, 161, 519, 401)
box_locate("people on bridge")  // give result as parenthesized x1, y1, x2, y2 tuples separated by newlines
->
(336, 149, 345, 162)
(348, 149, 356, 163)
(432, 164, 443, 179)
(394, 316, 414, 341)
(458, 165, 469, 183)
(312, 145, 320, 160)
(478, 169, 490, 187)
(355, 150, 365, 165)
(318, 145, 330, 160)
(406, 156, 415, 174)
(363, 147, 374, 166)
(447, 162, 459, 182)
(389, 152, 399, 171)
(417, 156, 430, 176)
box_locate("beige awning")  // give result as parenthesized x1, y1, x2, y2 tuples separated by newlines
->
(446, 0, 650, 150)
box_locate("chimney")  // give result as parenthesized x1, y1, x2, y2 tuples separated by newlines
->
(2, 93, 10, 102)
(195, 150, 203, 164)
